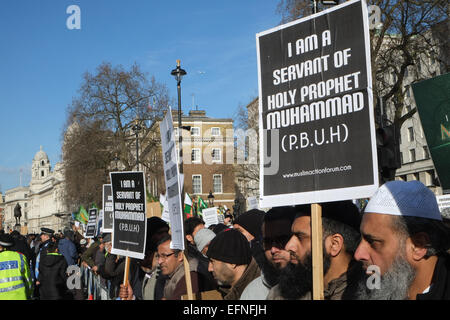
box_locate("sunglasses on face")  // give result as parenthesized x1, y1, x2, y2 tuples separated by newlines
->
(263, 235, 291, 250)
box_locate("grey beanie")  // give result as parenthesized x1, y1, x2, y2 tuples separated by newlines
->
(194, 228, 216, 254)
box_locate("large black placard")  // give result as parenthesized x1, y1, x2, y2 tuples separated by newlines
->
(110, 171, 147, 259)
(85, 208, 98, 239)
(257, 0, 378, 207)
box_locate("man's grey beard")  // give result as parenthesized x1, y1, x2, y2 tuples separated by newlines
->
(355, 255, 416, 300)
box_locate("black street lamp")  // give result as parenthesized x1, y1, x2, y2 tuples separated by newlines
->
(113, 153, 120, 171)
(312, 0, 340, 13)
(208, 191, 215, 208)
(171, 60, 187, 176)
(132, 118, 142, 171)
(171, 60, 187, 214)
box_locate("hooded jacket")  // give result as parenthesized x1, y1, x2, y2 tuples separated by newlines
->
(38, 252, 69, 300)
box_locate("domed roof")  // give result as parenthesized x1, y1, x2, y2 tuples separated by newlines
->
(34, 146, 49, 161)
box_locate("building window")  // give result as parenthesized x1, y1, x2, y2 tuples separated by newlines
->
(191, 127, 200, 136)
(191, 148, 201, 163)
(41, 160, 44, 166)
(212, 148, 221, 162)
(192, 175, 202, 194)
(41, 170, 44, 177)
(211, 127, 221, 136)
(410, 149, 416, 162)
(400, 152, 404, 165)
(423, 146, 430, 159)
(408, 127, 414, 142)
(213, 174, 223, 194)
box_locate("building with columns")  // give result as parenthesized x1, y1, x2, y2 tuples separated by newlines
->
(0, 147, 68, 234)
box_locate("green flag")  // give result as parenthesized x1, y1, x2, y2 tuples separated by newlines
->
(412, 73, 450, 192)
(197, 197, 208, 216)
(75, 205, 89, 224)
(184, 193, 193, 217)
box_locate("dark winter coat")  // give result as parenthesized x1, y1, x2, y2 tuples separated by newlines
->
(38, 252, 70, 300)
(10, 234, 34, 266)
(417, 253, 450, 300)
(58, 238, 78, 266)
(81, 240, 100, 268)
(185, 243, 218, 292)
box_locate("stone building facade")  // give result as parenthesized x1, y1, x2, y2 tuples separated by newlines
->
(0, 147, 68, 234)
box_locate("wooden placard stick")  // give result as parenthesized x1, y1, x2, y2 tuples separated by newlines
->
(311, 203, 324, 300)
(183, 251, 194, 300)
(123, 256, 131, 286)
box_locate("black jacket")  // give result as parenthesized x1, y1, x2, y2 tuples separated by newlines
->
(38, 252, 70, 300)
(417, 253, 450, 300)
(10, 234, 34, 266)
(185, 243, 218, 292)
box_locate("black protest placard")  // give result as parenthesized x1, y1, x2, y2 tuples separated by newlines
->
(110, 171, 147, 259)
(85, 208, 98, 239)
(102, 184, 113, 232)
(256, 0, 378, 207)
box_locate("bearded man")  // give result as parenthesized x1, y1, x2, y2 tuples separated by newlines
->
(354, 180, 450, 300)
(267, 201, 362, 300)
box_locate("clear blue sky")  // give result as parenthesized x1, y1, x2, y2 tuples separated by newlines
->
(0, 0, 281, 192)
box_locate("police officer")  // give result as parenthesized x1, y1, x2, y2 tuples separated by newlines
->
(0, 234, 33, 300)
(35, 228, 55, 287)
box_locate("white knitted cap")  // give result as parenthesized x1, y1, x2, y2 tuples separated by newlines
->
(364, 180, 442, 221)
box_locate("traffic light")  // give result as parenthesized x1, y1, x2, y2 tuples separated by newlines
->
(376, 123, 401, 182)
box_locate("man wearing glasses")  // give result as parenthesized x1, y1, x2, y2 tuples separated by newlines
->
(240, 206, 297, 300)
(156, 234, 202, 300)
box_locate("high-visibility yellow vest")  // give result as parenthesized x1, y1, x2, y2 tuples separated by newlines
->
(0, 250, 33, 300)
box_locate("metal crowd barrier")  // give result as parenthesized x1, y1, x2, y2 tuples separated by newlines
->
(80, 265, 116, 300)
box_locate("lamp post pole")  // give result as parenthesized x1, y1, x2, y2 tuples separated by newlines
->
(171, 60, 187, 209)
(313, 0, 318, 14)
(171, 60, 186, 177)
(171, 60, 192, 300)
(133, 119, 141, 171)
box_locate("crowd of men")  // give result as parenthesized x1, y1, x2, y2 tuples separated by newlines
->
(1, 180, 450, 300)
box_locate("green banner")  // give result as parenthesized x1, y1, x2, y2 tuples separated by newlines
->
(412, 73, 450, 192)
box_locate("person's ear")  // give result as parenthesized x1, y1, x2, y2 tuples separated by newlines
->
(186, 234, 194, 244)
(408, 232, 430, 261)
(326, 233, 344, 257)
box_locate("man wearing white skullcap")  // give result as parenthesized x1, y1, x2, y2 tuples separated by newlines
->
(354, 180, 450, 300)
